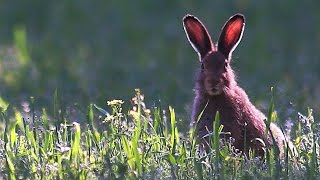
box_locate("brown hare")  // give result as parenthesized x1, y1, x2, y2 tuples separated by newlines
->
(183, 13, 291, 156)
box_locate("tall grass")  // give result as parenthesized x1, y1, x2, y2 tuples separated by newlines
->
(0, 90, 319, 179)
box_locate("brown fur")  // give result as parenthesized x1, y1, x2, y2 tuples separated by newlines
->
(183, 14, 288, 156)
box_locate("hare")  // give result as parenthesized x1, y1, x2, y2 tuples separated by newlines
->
(183, 13, 290, 156)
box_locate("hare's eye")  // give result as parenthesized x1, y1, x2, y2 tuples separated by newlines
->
(200, 63, 204, 70)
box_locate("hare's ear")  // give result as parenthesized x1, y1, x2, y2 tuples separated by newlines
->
(218, 14, 245, 59)
(183, 14, 214, 61)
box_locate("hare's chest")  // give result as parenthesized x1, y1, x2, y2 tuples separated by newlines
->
(206, 98, 243, 129)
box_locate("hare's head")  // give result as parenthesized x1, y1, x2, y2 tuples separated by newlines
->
(183, 14, 245, 96)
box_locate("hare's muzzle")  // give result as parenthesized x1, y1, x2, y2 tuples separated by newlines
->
(204, 78, 223, 96)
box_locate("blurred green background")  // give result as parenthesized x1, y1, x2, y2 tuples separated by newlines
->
(0, 0, 319, 123)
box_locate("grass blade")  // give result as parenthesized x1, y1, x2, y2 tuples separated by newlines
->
(71, 122, 81, 167)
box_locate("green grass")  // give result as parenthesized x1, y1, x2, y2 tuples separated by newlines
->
(0, 89, 319, 179)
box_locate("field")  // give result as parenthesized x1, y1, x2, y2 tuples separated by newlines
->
(0, 89, 319, 179)
(0, 0, 320, 179)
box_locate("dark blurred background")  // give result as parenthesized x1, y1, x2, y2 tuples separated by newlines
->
(0, 0, 319, 124)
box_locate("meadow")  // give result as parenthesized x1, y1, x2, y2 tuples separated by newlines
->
(0, 0, 320, 179)
(0, 89, 319, 179)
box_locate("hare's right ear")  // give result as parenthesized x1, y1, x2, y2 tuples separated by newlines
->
(218, 14, 245, 60)
(183, 15, 214, 61)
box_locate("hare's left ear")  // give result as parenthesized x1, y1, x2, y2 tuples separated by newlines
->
(218, 14, 245, 59)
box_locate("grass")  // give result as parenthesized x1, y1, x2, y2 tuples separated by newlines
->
(0, 89, 319, 179)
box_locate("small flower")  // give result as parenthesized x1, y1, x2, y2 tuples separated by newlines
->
(144, 108, 151, 117)
(132, 106, 137, 112)
(104, 115, 115, 122)
(117, 113, 124, 118)
(129, 110, 140, 120)
(107, 100, 124, 106)
(56, 143, 71, 153)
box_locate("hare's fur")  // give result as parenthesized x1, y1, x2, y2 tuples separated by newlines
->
(183, 14, 289, 156)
